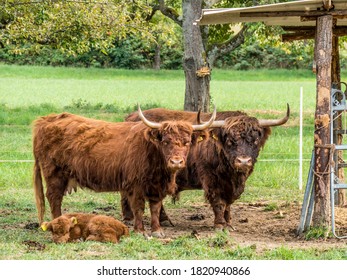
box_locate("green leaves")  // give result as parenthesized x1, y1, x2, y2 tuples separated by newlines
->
(1, 0, 152, 55)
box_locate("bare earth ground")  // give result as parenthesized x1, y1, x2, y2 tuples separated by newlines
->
(18, 201, 347, 252)
(151, 202, 347, 251)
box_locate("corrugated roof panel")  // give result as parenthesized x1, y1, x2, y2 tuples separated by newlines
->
(196, 0, 347, 26)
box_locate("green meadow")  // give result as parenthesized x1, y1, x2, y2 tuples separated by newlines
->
(0, 64, 345, 260)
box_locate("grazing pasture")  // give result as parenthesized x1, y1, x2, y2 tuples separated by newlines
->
(0, 64, 346, 260)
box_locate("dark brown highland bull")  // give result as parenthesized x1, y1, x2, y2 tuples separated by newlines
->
(123, 105, 290, 230)
(33, 106, 216, 237)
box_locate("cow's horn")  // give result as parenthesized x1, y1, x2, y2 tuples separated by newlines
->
(192, 105, 217, 130)
(138, 104, 162, 129)
(258, 103, 290, 127)
(197, 109, 202, 124)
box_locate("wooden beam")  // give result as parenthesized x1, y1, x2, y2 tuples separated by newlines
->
(282, 26, 316, 31)
(281, 26, 347, 42)
(331, 33, 346, 207)
(240, 10, 347, 18)
(313, 15, 333, 228)
(323, 0, 333, 11)
(282, 26, 347, 31)
(282, 31, 315, 42)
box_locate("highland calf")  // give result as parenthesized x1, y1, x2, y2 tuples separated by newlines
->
(33, 106, 216, 237)
(41, 213, 129, 243)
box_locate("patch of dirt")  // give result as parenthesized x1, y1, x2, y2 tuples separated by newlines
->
(152, 202, 347, 251)
(22, 240, 46, 251)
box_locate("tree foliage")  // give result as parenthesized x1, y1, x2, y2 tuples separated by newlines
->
(0, 0, 324, 70)
(0, 0, 151, 55)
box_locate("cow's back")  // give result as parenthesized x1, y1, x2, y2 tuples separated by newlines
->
(33, 112, 148, 191)
(126, 108, 198, 123)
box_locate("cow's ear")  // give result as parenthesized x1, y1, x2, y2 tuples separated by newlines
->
(191, 130, 209, 144)
(41, 222, 52, 232)
(144, 128, 161, 143)
(210, 129, 222, 142)
(259, 127, 271, 149)
(209, 129, 225, 150)
(70, 217, 78, 227)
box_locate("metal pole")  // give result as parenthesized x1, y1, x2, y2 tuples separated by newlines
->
(299, 87, 303, 190)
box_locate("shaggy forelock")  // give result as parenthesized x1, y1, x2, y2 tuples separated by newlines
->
(222, 115, 261, 135)
(160, 121, 193, 135)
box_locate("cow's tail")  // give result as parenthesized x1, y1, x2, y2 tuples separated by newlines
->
(33, 159, 45, 225)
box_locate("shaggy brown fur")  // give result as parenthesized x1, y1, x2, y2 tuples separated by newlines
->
(123, 108, 288, 230)
(41, 213, 129, 243)
(33, 112, 210, 237)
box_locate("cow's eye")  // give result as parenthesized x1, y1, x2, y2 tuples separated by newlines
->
(162, 141, 169, 145)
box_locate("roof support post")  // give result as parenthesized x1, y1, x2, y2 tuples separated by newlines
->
(312, 14, 333, 228)
(332, 30, 346, 207)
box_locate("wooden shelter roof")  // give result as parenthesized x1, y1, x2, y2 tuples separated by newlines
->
(195, 0, 347, 27)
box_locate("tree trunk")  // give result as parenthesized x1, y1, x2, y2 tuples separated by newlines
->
(312, 15, 333, 228)
(153, 44, 161, 70)
(182, 0, 210, 112)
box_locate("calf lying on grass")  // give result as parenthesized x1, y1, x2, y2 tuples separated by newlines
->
(41, 213, 129, 244)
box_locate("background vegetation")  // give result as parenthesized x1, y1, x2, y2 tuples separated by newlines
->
(1, 64, 346, 260)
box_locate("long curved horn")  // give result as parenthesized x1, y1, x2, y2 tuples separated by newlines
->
(192, 105, 217, 130)
(210, 120, 225, 128)
(258, 103, 290, 127)
(138, 104, 162, 129)
(196, 109, 202, 124)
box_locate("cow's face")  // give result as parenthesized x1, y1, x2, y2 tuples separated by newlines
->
(215, 116, 268, 174)
(41, 216, 77, 243)
(146, 122, 194, 171)
(139, 105, 215, 172)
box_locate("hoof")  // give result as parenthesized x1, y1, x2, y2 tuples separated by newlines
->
(160, 219, 174, 227)
(151, 230, 166, 238)
(214, 224, 235, 232)
(214, 224, 224, 231)
(226, 225, 236, 232)
(122, 219, 133, 226)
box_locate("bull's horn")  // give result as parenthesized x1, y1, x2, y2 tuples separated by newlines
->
(192, 105, 217, 130)
(196, 107, 225, 128)
(258, 103, 290, 127)
(210, 120, 225, 128)
(138, 104, 162, 129)
(197, 109, 202, 124)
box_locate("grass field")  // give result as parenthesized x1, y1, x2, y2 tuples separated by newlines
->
(0, 64, 346, 260)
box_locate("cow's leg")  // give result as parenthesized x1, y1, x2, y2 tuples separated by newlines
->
(43, 168, 68, 219)
(159, 205, 174, 227)
(224, 204, 235, 231)
(211, 201, 227, 230)
(149, 199, 165, 238)
(128, 192, 146, 236)
(87, 232, 119, 243)
(122, 192, 173, 227)
(204, 187, 227, 229)
(120, 192, 134, 225)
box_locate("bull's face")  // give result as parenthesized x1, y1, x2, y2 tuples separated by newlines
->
(216, 117, 268, 174)
(41, 216, 77, 243)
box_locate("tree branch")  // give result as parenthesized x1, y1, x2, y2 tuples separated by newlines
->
(207, 23, 250, 67)
(157, 0, 182, 27)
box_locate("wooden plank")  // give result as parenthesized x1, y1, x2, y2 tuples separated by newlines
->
(281, 27, 347, 41)
(240, 10, 347, 18)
